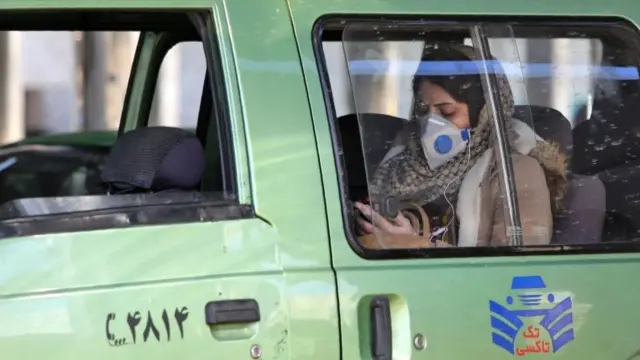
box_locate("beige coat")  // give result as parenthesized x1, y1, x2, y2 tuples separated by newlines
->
(475, 153, 554, 246)
(456, 119, 566, 247)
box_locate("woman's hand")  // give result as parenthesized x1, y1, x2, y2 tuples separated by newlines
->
(354, 201, 416, 236)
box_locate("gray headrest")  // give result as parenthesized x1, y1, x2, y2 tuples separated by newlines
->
(514, 105, 573, 154)
(101, 127, 204, 193)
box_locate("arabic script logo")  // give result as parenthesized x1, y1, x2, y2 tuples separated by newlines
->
(489, 275, 574, 356)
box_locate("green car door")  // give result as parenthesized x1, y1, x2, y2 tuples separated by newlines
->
(291, 0, 640, 358)
(0, 2, 339, 360)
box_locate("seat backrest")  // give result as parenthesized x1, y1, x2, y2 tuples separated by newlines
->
(552, 173, 606, 244)
(101, 126, 205, 194)
(514, 105, 605, 244)
(337, 113, 406, 200)
(571, 52, 640, 175)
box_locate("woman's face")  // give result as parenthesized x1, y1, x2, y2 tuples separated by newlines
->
(415, 81, 471, 129)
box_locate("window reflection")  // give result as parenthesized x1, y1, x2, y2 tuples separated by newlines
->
(320, 22, 640, 249)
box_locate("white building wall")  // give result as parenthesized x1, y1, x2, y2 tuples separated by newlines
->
(18, 31, 206, 135)
(21, 32, 78, 133)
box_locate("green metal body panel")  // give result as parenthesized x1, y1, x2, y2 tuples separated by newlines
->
(0, 0, 639, 359)
(288, 0, 640, 359)
(0, 1, 339, 360)
(0, 220, 289, 358)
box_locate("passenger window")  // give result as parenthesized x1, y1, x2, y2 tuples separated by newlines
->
(479, 26, 640, 245)
(0, 11, 239, 238)
(317, 19, 640, 253)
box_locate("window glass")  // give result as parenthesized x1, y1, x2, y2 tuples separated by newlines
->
(482, 25, 640, 244)
(320, 20, 640, 250)
(339, 23, 536, 249)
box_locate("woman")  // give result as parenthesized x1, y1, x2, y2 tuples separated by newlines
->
(355, 44, 567, 247)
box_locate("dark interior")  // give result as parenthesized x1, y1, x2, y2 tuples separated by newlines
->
(0, 10, 205, 32)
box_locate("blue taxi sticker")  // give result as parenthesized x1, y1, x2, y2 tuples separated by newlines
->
(489, 275, 574, 356)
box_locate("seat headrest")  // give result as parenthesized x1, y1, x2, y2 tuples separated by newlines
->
(101, 127, 205, 193)
(514, 105, 572, 154)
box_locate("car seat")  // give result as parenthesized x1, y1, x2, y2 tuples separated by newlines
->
(515, 105, 605, 244)
(572, 49, 640, 240)
(101, 126, 205, 194)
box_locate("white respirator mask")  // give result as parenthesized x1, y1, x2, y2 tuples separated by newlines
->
(418, 113, 471, 170)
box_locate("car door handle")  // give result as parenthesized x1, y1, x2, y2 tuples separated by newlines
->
(370, 296, 392, 360)
(205, 299, 260, 325)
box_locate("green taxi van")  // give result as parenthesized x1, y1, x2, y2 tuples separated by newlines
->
(1, 0, 640, 359)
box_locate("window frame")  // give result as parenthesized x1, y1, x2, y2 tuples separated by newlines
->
(312, 15, 640, 259)
(0, 10, 251, 239)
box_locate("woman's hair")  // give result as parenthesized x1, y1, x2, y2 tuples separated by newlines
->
(412, 44, 486, 128)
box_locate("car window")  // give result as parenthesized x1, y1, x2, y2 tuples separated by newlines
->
(317, 18, 640, 254)
(0, 11, 239, 238)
